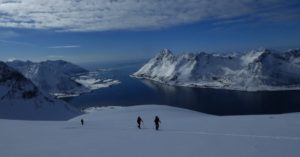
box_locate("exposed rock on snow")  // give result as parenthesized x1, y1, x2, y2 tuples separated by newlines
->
(73, 72, 121, 91)
(133, 48, 300, 91)
(0, 61, 79, 120)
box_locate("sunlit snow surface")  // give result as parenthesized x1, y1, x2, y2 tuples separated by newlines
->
(74, 72, 121, 90)
(1, 105, 300, 157)
(53, 71, 120, 98)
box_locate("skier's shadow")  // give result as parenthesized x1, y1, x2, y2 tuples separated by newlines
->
(135, 125, 164, 131)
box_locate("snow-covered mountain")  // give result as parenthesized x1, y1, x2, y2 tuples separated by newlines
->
(7, 60, 120, 97)
(132, 48, 300, 91)
(7, 60, 88, 94)
(0, 61, 79, 120)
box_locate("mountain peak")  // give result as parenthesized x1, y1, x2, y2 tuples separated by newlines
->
(160, 48, 173, 56)
(286, 48, 300, 56)
(6, 60, 88, 95)
(0, 61, 80, 120)
(153, 49, 175, 61)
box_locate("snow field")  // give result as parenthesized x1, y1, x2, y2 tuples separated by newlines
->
(1, 105, 300, 157)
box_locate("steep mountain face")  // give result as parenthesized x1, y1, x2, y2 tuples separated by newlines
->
(0, 61, 79, 120)
(133, 49, 300, 91)
(283, 49, 300, 65)
(7, 60, 89, 95)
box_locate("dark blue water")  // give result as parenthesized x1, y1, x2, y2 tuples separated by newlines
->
(63, 61, 300, 116)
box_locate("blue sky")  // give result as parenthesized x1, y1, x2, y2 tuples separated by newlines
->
(0, 0, 300, 63)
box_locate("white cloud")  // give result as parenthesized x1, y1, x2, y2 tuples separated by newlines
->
(48, 45, 80, 49)
(0, 0, 298, 32)
(0, 39, 34, 46)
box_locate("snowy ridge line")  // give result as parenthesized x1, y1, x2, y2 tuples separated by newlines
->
(133, 48, 300, 91)
(0, 61, 80, 120)
(6, 60, 121, 98)
(169, 130, 300, 141)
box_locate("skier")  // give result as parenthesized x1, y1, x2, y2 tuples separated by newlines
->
(81, 119, 84, 126)
(154, 116, 161, 130)
(137, 116, 143, 129)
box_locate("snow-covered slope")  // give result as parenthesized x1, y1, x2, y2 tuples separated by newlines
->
(7, 60, 88, 94)
(7, 60, 120, 97)
(0, 61, 79, 120)
(133, 48, 300, 91)
(1, 105, 300, 157)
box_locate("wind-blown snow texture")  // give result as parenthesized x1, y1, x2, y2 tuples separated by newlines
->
(0, 61, 79, 120)
(1, 105, 300, 157)
(133, 48, 300, 91)
(7, 60, 120, 97)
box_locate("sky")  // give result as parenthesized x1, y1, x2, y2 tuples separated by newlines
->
(0, 0, 300, 63)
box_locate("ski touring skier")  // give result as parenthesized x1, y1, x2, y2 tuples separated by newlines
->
(154, 116, 161, 130)
(137, 116, 143, 129)
(81, 119, 84, 126)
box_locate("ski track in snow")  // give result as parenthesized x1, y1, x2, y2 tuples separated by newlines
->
(61, 125, 300, 141)
(167, 130, 300, 141)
